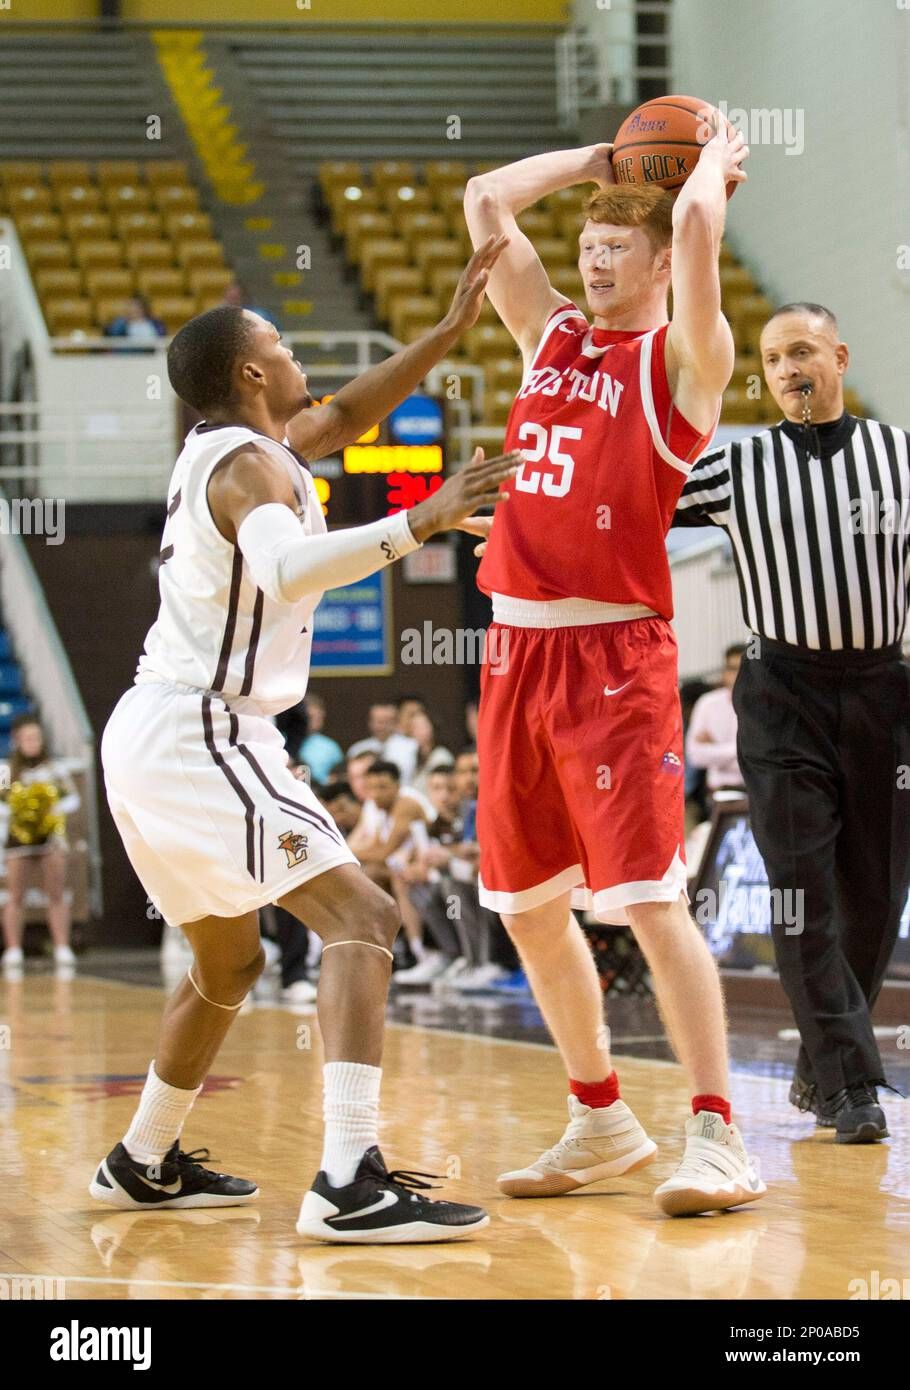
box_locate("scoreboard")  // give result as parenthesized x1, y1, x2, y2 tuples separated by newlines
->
(306, 392, 446, 528)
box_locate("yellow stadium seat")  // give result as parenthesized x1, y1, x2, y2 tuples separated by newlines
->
(721, 387, 764, 424)
(721, 265, 757, 298)
(45, 296, 94, 334)
(55, 184, 103, 214)
(48, 161, 92, 188)
(13, 211, 63, 241)
(137, 267, 186, 298)
(125, 239, 175, 269)
(64, 212, 113, 241)
(175, 239, 224, 270)
(412, 239, 462, 278)
(434, 184, 468, 220)
(556, 207, 586, 245)
(550, 266, 583, 301)
(9, 185, 53, 214)
(152, 184, 199, 213)
(73, 239, 124, 270)
(186, 266, 233, 297)
(488, 357, 523, 394)
(465, 324, 514, 362)
(428, 264, 462, 304)
(115, 211, 164, 240)
(487, 388, 518, 426)
(318, 161, 363, 196)
(104, 184, 153, 213)
(374, 266, 425, 322)
(343, 211, 395, 263)
(380, 184, 433, 216)
(545, 187, 585, 213)
(389, 294, 439, 341)
(150, 295, 196, 332)
(84, 267, 136, 299)
(96, 161, 142, 188)
(371, 161, 417, 191)
(472, 161, 502, 176)
(145, 161, 190, 188)
(730, 294, 774, 352)
(35, 267, 83, 298)
(532, 236, 574, 267)
(360, 238, 409, 292)
(196, 292, 227, 314)
(400, 317, 438, 345)
(166, 211, 212, 241)
(843, 388, 865, 417)
(424, 160, 468, 191)
(328, 184, 381, 233)
(517, 209, 556, 239)
(396, 211, 448, 248)
(25, 239, 72, 269)
(0, 161, 43, 186)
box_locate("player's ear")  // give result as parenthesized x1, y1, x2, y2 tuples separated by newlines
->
(835, 341, 849, 375)
(239, 359, 266, 391)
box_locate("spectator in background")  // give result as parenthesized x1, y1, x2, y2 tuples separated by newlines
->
(464, 699, 479, 746)
(103, 295, 166, 345)
(347, 701, 419, 784)
(345, 750, 377, 803)
(220, 279, 279, 330)
(346, 760, 432, 963)
(680, 677, 714, 828)
(1, 714, 79, 977)
(685, 645, 747, 793)
(296, 692, 344, 784)
(409, 711, 454, 797)
(396, 694, 427, 739)
(319, 780, 362, 836)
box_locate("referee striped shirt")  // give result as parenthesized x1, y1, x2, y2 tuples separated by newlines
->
(674, 414, 910, 651)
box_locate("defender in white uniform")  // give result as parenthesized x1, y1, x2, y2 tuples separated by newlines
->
(91, 239, 525, 1243)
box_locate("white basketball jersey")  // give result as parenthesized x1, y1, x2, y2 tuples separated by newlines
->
(136, 422, 325, 716)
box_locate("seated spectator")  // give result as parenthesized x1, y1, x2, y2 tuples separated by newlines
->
(318, 779, 362, 836)
(345, 750, 377, 803)
(685, 644, 747, 793)
(408, 711, 454, 797)
(296, 692, 344, 784)
(0, 714, 80, 976)
(346, 760, 432, 960)
(396, 693, 427, 739)
(347, 701, 419, 783)
(680, 678, 714, 829)
(103, 295, 166, 344)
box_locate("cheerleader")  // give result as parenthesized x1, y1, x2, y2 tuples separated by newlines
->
(1, 714, 80, 974)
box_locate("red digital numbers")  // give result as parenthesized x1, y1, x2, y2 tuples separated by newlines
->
(385, 472, 444, 514)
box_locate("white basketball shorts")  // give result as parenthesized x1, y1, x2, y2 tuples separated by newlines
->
(102, 678, 358, 926)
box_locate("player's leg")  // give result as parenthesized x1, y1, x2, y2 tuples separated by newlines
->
(1, 852, 27, 970)
(278, 864, 489, 1243)
(89, 909, 264, 1211)
(42, 845, 75, 969)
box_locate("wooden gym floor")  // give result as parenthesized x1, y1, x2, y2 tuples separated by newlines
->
(0, 966, 908, 1300)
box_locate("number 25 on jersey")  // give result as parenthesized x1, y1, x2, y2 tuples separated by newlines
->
(513, 423, 580, 498)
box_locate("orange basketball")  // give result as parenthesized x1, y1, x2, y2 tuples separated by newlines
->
(611, 95, 737, 199)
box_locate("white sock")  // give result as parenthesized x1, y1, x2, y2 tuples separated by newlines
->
(122, 1061, 202, 1165)
(410, 937, 427, 962)
(320, 1061, 381, 1186)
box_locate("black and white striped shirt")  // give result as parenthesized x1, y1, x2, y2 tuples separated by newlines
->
(674, 414, 910, 651)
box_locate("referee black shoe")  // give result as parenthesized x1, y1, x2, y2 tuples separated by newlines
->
(297, 1146, 489, 1244)
(824, 1083, 888, 1144)
(788, 1070, 836, 1128)
(89, 1141, 259, 1209)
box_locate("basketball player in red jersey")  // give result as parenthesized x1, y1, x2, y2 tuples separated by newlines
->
(464, 119, 767, 1215)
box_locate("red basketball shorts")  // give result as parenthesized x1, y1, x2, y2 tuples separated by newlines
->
(477, 614, 687, 925)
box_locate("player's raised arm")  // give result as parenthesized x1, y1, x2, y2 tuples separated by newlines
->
(463, 145, 613, 361)
(285, 234, 508, 462)
(207, 442, 521, 605)
(665, 115, 749, 431)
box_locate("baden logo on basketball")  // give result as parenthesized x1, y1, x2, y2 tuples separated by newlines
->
(278, 831, 309, 867)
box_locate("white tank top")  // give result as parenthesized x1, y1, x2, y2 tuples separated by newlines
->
(135, 422, 325, 716)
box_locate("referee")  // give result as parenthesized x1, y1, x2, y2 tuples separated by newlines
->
(675, 302, 910, 1144)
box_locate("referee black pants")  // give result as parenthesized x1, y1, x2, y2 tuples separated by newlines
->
(733, 638, 910, 1101)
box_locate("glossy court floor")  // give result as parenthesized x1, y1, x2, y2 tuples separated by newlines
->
(1, 958, 908, 1300)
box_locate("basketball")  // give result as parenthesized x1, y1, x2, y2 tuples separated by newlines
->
(611, 94, 738, 199)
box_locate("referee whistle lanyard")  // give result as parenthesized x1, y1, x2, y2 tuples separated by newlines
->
(800, 386, 821, 458)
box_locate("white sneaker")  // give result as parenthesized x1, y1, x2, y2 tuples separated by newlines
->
(53, 945, 76, 967)
(393, 952, 449, 986)
(261, 938, 282, 975)
(451, 963, 509, 992)
(2, 946, 24, 972)
(281, 979, 318, 1004)
(498, 1095, 658, 1197)
(653, 1110, 767, 1216)
(435, 956, 468, 986)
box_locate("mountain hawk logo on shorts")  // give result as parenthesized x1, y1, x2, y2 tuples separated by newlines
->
(278, 831, 309, 866)
(661, 750, 683, 775)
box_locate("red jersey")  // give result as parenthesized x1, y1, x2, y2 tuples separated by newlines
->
(476, 304, 716, 618)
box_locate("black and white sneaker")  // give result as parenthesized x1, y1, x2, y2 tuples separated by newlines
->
(296, 1146, 489, 1244)
(89, 1141, 259, 1210)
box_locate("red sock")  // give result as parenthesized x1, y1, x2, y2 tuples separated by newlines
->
(569, 1072, 620, 1108)
(693, 1094, 731, 1125)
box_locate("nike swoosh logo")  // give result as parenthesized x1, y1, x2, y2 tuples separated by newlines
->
(603, 681, 632, 697)
(133, 1171, 183, 1196)
(331, 1189, 400, 1222)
